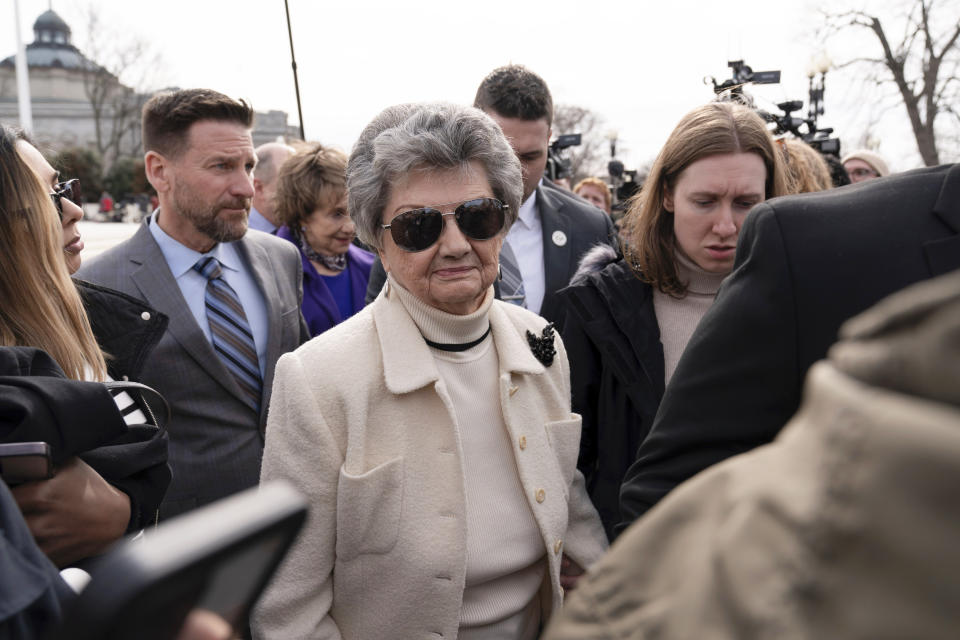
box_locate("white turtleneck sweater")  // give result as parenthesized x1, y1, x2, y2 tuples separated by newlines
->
(652, 251, 727, 384)
(392, 279, 545, 640)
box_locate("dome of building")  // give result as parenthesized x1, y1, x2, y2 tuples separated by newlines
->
(0, 9, 91, 70)
(33, 9, 72, 38)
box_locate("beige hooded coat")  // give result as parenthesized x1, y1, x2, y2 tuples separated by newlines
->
(544, 269, 960, 640)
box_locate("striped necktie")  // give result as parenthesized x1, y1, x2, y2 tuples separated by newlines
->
(192, 256, 262, 412)
(499, 239, 526, 307)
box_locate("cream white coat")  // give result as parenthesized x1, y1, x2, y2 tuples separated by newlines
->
(253, 285, 607, 639)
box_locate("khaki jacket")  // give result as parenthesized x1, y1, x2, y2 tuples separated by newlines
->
(254, 285, 607, 639)
(544, 270, 960, 640)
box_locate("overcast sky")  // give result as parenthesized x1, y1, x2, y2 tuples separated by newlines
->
(6, 0, 933, 172)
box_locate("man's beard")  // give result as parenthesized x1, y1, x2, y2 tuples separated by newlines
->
(173, 181, 250, 244)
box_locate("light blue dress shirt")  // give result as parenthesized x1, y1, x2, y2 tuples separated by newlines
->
(148, 212, 269, 376)
(247, 206, 277, 234)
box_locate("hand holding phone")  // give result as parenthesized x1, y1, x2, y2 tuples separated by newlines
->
(0, 441, 53, 484)
(12, 456, 131, 567)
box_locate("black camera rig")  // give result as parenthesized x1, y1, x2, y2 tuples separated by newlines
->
(708, 59, 841, 156)
(545, 133, 581, 182)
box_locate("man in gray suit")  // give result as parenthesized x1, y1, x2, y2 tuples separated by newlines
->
(365, 65, 615, 322)
(77, 89, 308, 520)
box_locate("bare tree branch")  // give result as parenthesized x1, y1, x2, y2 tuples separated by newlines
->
(76, 4, 162, 173)
(552, 104, 611, 184)
(821, 0, 959, 165)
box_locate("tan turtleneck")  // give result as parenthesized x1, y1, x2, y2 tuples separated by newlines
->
(653, 251, 727, 384)
(391, 277, 545, 640)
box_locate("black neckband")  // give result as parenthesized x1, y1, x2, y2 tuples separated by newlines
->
(423, 323, 492, 352)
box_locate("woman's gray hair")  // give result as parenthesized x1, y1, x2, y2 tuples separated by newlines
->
(348, 102, 522, 249)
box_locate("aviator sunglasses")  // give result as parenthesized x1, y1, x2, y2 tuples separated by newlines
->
(381, 197, 507, 252)
(50, 179, 82, 220)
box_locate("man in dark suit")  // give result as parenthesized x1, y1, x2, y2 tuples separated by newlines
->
(365, 65, 614, 323)
(475, 64, 614, 322)
(618, 163, 960, 533)
(77, 89, 308, 520)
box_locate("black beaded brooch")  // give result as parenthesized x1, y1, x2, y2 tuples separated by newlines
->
(526, 323, 556, 367)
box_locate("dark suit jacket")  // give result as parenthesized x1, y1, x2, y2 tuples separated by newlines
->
(537, 181, 617, 322)
(364, 182, 615, 323)
(618, 163, 960, 532)
(76, 223, 309, 519)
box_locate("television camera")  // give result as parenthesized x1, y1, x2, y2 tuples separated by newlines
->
(707, 59, 841, 157)
(545, 133, 581, 182)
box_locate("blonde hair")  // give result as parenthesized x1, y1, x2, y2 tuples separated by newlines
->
(0, 127, 107, 380)
(780, 138, 833, 194)
(622, 102, 789, 297)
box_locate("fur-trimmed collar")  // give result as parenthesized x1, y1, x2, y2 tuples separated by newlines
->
(570, 244, 619, 286)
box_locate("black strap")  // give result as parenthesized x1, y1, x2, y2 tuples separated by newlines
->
(102, 380, 171, 432)
(423, 323, 492, 352)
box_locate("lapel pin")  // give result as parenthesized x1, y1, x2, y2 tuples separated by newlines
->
(526, 323, 556, 367)
(551, 230, 567, 247)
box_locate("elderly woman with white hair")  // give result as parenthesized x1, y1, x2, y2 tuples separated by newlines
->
(252, 103, 607, 640)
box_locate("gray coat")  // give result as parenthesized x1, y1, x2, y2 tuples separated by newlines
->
(76, 222, 308, 519)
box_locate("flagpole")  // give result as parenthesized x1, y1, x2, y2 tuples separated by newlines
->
(283, 0, 305, 141)
(13, 0, 34, 134)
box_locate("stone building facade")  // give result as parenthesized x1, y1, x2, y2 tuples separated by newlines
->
(1, 9, 300, 162)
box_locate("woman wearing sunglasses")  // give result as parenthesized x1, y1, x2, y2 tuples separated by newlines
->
(273, 142, 375, 337)
(254, 103, 607, 639)
(1, 125, 170, 566)
(553, 102, 789, 539)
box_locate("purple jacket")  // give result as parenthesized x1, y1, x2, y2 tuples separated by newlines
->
(277, 226, 376, 337)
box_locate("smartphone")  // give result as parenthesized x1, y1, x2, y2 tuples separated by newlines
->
(0, 441, 53, 484)
(49, 481, 308, 640)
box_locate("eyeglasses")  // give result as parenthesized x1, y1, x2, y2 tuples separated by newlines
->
(848, 168, 878, 179)
(50, 179, 82, 219)
(381, 197, 507, 252)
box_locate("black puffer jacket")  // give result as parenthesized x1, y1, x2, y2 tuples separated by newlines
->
(554, 246, 665, 540)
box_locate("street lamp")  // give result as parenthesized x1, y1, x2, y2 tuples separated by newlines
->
(806, 51, 832, 130)
(605, 129, 618, 159)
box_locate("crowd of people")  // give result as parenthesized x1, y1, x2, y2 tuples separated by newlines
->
(1, 61, 958, 640)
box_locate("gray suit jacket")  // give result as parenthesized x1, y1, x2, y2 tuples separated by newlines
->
(76, 222, 308, 519)
(365, 181, 616, 323)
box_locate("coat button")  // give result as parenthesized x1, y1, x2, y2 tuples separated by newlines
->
(509, 385, 519, 397)
(140, 311, 151, 321)
(536, 489, 545, 503)
(554, 539, 563, 554)
(519, 436, 527, 450)
(121, 375, 129, 381)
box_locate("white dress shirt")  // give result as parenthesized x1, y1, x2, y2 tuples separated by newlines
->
(505, 187, 545, 314)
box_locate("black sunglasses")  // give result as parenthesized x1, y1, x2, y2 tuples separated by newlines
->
(381, 197, 507, 252)
(50, 179, 82, 219)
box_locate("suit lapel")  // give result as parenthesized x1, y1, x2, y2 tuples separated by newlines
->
(235, 235, 282, 385)
(127, 224, 251, 407)
(538, 186, 572, 309)
(924, 164, 960, 277)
